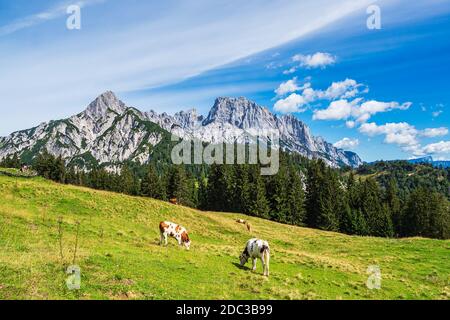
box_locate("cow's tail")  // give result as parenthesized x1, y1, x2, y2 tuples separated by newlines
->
(262, 245, 270, 277)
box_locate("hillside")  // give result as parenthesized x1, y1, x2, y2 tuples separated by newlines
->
(0, 175, 448, 300)
(355, 161, 450, 200)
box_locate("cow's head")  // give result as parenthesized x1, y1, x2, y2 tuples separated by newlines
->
(181, 231, 191, 250)
(239, 248, 249, 266)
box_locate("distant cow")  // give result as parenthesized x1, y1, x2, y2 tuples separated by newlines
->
(159, 221, 191, 250)
(236, 219, 251, 232)
(239, 238, 270, 277)
(169, 198, 178, 205)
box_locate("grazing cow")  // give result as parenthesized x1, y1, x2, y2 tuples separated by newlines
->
(236, 219, 251, 232)
(169, 198, 178, 205)
(239, 238, 270, 276)
(159, 221, 191, 250)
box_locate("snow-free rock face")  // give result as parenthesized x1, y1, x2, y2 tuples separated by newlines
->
(0, 92, 363, 169)
(0, 92, 168, 169)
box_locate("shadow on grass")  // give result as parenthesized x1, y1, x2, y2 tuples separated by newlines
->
(232, 262, 251, 271)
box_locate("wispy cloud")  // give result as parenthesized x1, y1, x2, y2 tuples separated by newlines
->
(0, 0, 106, 36)
(0, 0, 376, 135)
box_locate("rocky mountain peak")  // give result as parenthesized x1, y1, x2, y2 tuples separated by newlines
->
(84, 91, 126, 119)
(174, 109, 203, 129)
(0, 93, 364, 169)
(203, 97, 275, 129)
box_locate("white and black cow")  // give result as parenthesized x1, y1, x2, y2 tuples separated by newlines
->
(159, 221, 191, 250)
(239, 238, 270, 276)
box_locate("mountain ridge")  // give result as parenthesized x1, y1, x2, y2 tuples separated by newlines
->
(0, 91, 363, 169)
(408, 156, 450, 168)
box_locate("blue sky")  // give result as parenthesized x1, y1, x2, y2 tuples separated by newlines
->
(1, 0, 449, 161)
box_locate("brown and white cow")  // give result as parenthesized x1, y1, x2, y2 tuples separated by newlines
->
(236, 219, 252, 232)
(159, 221, 191, 250)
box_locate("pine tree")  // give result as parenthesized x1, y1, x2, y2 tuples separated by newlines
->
(403, 188, 450, 239)
(249, 165, 270, 218)
(141, 165, 166, 200)
(197, 174, 208, 210)
(306, 160, 322, 228)
(65, 166, 77, 185)
(206, 164, 229, 212)
(268, 165, 290, 223)
(386, 178, 402, 236)
(306, 160, 339, 231)
(10, 154, 22, 169)
(353, 208, 369, 236)
(360, 178, 394, 237)
(235, 165, 252, 214)
(186, 171, 198, 208)
(167, 165, 190, 206)
(286, 168, 306, 225)
(225, 165, 240, 213)
(119, 165, 138, 195)
(33, 150, 54, 179)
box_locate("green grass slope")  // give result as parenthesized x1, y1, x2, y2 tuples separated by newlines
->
(0, 175, 448, 300)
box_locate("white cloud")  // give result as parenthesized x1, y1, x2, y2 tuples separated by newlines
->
(346, 120, 356, 129)
(432, 110, 443, 117)
(359, 122, 418, 145)
(353, 100, 412, 123)
(358, 122, 450, 156)
(275, 78, 366, 114)
(359, 122, 421, 155)
(313, 99, 412, 123)
(422, 141, 450, 154)
(334, 137, 359, 149)
(321, 79, 361, 100)
(273, 93, 307, 113)
(313, 99, 355, 120)
(275, 77, 303, 96)
(292, 52, 336, 69)
(420, 127, 448, 138)
(283, 67, 297, 75)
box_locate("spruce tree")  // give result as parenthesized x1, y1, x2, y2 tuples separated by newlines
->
(167, 165, 190, 206)
(306, 160, 339, 231)
(249, 165, 270, 218)
(206, 164, 229, 212)
(119, 165, 137, 195)
(403, 188, 450, 239)
(197, 174, 208, 210)
(360, 178, 394, 237)
(287, 168, 306, 226)
(386, 178, 402, 236)
(306, 160, 322, 228)
(269, 165, 290, 223)
(235, 165, 252, 214)
(141, 165, 165, 200)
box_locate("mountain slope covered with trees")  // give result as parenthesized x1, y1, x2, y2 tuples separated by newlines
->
(2, 151, 448, 240)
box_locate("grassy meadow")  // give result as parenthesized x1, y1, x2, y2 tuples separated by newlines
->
(0, 171, 448, 300)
